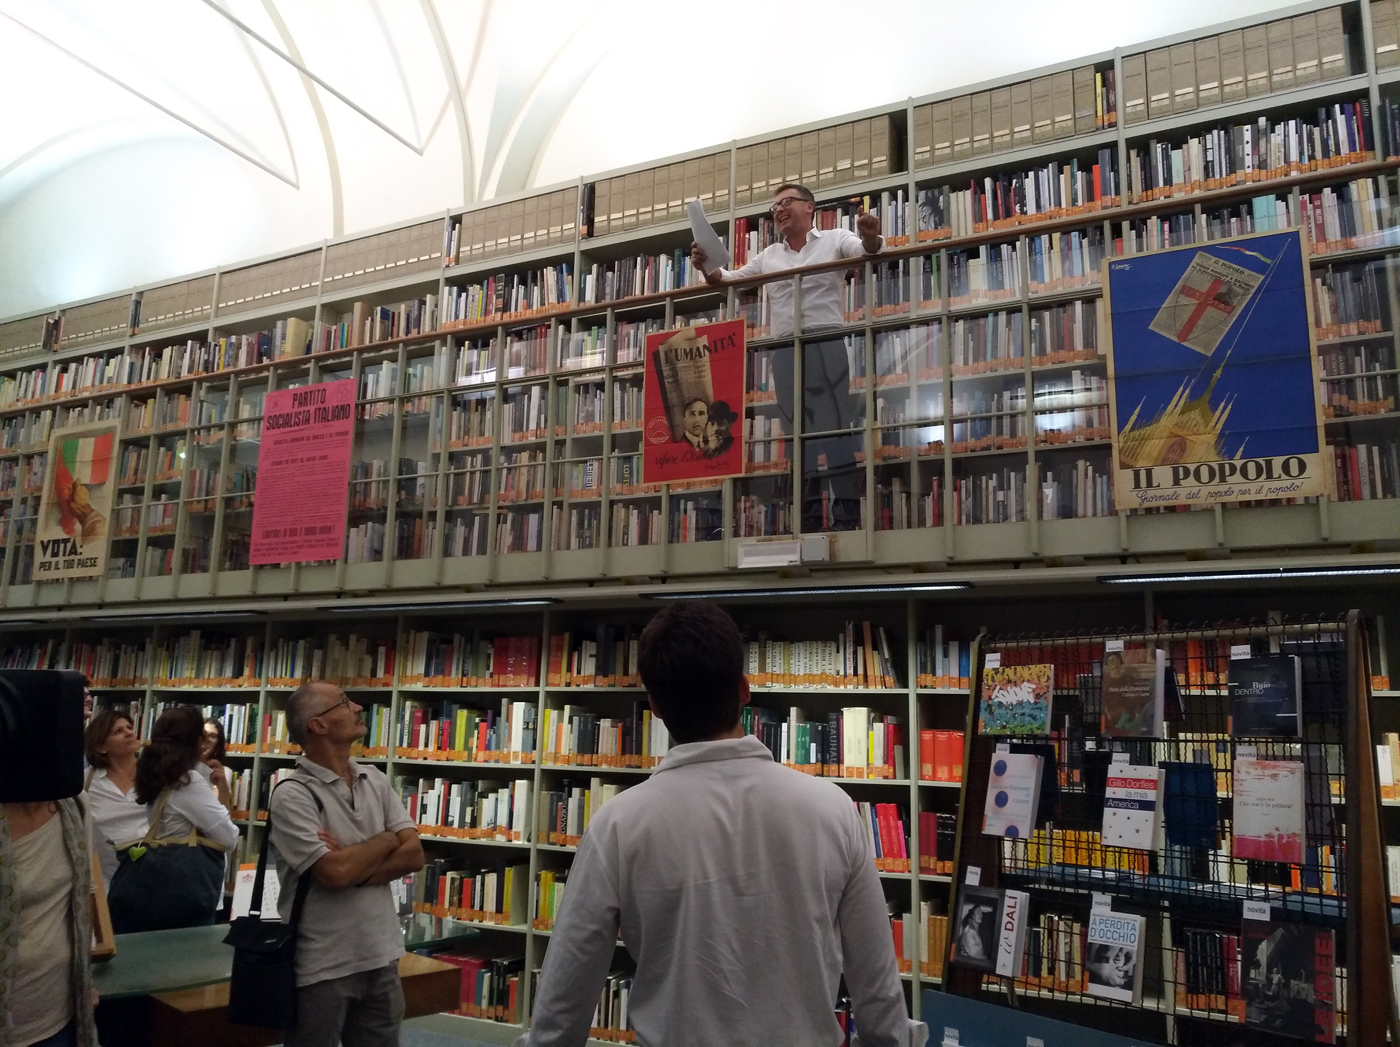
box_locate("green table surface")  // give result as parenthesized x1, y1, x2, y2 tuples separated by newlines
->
(93, 914, 480, 1000)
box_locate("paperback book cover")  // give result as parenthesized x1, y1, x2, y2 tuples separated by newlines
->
(1161, 761, 1220, 849)
(1233, 759, 1306, 863)
(1241, 919, 1337, 1043)
(1229, 655, 1304, 737)
(979, 663, 1054, 734)
(951, 884, 1004, 972)
(995, 888, 1031, 977)
(1101, 647, 1165, 737)
(1101, 763, 1164, 850)
(983, 752, 1044, 839)
(1085, 910, 1147, 1004)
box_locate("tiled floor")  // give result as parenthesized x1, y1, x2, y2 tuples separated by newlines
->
(402, 1025, 507, 1047)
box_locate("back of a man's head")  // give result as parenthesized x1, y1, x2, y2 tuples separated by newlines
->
(638, 603, 744, 744)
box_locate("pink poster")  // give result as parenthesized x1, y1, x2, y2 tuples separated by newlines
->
(249, 379, 357, 565)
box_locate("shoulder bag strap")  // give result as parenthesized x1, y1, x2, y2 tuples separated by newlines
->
(250, 775, 324, 928)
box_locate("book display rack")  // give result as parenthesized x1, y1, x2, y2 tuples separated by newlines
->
(948, 613, 1391, 1045)
(5, 3, 1400, 606)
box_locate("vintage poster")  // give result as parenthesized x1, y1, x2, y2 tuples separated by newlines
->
(249, 379, 357, 565)
(35, 421, 119, 580)
(642, 319, 746, 484)
(1104, 230, 1326, 510)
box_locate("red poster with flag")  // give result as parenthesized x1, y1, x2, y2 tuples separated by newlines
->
(36, 421, 119, 580)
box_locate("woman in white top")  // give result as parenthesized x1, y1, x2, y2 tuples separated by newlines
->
(82, 707, 145, 889)
(108, 707, 240, 932)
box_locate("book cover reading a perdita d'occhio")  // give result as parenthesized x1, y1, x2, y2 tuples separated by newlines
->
(642, 319, 746, 485)
(1085, 910, 1147, 1005)
(979, 663, 1054, 735)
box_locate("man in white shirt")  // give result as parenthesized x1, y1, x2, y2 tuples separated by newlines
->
(523, 602, 926, 1047)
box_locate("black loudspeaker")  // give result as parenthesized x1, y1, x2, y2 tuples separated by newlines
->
(0, 668, 86, 802)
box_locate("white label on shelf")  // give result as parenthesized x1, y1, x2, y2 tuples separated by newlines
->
(1231, 644, 1253, 660)
(984, 652, 1001, 669)
(1243, 900, 1271, 921)
(1092, 892, 1113, 913)
(1237, 744, 1258, 760)
(995, 741, 1011, 753)
(942, 1029, 960, 1047)
(1027, 1039, 1045, 1047)
(1105, 639, 1124, 653)
(965, 866, 981, 886)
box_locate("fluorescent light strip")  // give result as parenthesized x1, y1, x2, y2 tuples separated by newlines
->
(649, 583, 971, 600)
(90, 610, 263, 622)
(1100, 565, 1400, 585)
(325, 598, 558, 613)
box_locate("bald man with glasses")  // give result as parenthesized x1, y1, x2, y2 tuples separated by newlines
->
(269, 681, 424, 1047)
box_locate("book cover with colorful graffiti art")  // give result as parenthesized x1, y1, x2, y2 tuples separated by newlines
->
(979, 663, 1054, 734)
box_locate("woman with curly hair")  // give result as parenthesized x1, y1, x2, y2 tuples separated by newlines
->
(107, 706, 239, 933)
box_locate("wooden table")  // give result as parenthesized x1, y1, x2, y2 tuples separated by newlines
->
(148, 952, 460, 1047)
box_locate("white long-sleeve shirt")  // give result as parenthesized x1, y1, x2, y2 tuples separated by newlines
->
(522, 735, 927, 1047)
(145, 764, 241, 852)
(723, 226, 883, 337)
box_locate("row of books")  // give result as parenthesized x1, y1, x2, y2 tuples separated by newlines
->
(441, 267, 573, 328)
(396, 698, 538, 761)
(539, 704, 672, 768)
(742, 622, 901, 689)
(319, 297, 437, 353)
(954, 466, 1027, 526)
(434, 952, 526, 1025)
(911, 63, 1116, 169)
(586, 150, 730, 237)
(345, 522, 385, 564)
(1311, 263, 1385, 342)
(540, 776, 627, 847)
(743, 705, 906, 780)
(1040, 457, 1114, 519)
(917, 151, 1119, 241)
(1319, 374, 1395, 418)
(1122, 8, 1349, 123)
(1331, 440, 1399, 502)
(578, 252, 704, 304)
(397, 776, 532, 842)
(399, 632, 543, 688)
(732, 116, 896, 207)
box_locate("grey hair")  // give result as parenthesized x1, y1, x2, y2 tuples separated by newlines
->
(286, 681, 334, 745)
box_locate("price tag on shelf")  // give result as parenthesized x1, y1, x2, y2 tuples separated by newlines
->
(1092, 892, 1113, 913)
(1231, 644, 1253, 660)
(1104, 639, 1124, 653)
(985, 652, 1001, 669)
(1237, 744, 1258, 761)
(965, 865, 981, 886)
(1027, 1038, 1045, 1047)
(995, 741, 1011, 753)
(1243, 900, 1271, 921)
(941, 1029, 960, 1047)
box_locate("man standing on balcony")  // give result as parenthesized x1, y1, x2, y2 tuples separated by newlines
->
(691, 183, 884, 511)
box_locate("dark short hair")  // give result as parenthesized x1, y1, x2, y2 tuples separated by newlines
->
(774, 183, 815, 203)
(638, 603, 745, 743)
(84, 707, 134, 770)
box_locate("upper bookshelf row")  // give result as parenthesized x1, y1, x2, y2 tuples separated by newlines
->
(4, 2, 1397, 362)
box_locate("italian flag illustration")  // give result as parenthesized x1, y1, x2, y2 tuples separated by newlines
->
(54, 432, 114, 534)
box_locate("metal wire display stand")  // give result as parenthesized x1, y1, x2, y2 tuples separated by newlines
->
(943, 611, 1393, 1046)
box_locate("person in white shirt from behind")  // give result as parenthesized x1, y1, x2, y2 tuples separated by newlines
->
(523, 602, 926, 1047)
(83, 707, 146, 889)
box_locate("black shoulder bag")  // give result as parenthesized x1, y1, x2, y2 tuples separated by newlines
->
(224, 777, 323, 1030)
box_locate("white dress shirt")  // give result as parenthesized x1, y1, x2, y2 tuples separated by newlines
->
(723, 226, 883, 337)
(146, 764, 241, 852)
(522, 735, 927, 1047)
(86, 767, 149, 887)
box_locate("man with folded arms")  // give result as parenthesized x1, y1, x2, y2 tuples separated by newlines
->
(271, 682, 424, 1047)
(523, 602, 926, 1047)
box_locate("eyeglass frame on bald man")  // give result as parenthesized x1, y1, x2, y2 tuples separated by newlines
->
(308, 692, 352, 720)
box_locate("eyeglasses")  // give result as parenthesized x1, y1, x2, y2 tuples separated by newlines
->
(309, 694, 352, 719)
(770, 196, 810, 214)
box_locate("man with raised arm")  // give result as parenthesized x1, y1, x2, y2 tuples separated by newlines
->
(270, 681, 425, 1047)
(522, 602, 926, 1047)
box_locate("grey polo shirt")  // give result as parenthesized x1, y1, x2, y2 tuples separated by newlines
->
(522, 735, 927, 1047)
(269, 756, 416, 986)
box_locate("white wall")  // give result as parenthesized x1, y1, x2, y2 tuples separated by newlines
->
(0, 0, 1308, 319)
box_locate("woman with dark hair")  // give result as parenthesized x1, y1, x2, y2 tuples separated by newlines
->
(108, 706, 239, 932)
(199, 718, 232, 810)
(83, 707, 145, 889)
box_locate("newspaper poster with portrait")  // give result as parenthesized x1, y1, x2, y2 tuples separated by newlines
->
(1103, 229, 1327, 510)
(36, 420, 120, 580)
(642, 319, 746, 483)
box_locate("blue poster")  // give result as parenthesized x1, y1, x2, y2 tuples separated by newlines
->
(1105, 230, 1326, 509)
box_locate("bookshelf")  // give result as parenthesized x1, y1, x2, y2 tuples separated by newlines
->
(2, 1, 1400, 605)
(4, 0, 1400, 1040)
